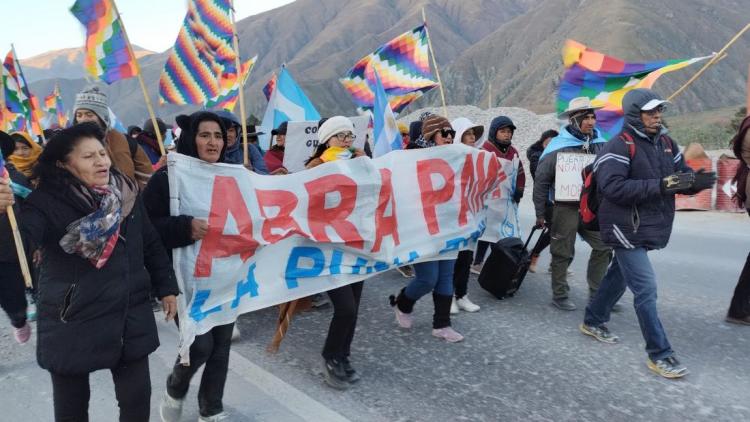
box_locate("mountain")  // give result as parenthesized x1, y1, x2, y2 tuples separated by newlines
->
(26, 0, 750, 127)
(19, 46, 155, 83)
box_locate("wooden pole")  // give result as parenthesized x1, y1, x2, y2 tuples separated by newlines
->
(111, 2, 165, 156)
(230, 7, 250, 168)
(422, 8, 448, 118)
(746, 63, 750, 116)
(266, 300, 298, 354)
(668, 23, 750, 102)
(10, 44, 45, 144)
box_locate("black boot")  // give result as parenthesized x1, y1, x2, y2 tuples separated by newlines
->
(389, 288, 416, 314)
(432, 293, 453, 329)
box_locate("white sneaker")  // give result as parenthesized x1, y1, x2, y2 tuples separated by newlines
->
(432, 327, 464, 343)
(450, 297, 460, 314)
(159, 392, 184, 422)
(456, 296, 480, 312)
(199, 411, 230, 421)
(231, 325, 240, 341)
(470, 264, 483, 275)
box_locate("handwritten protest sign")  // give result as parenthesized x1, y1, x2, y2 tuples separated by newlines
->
(167, 145, 510, 361)
(554, 153, 595, 201)
(282, 121, 319, 173)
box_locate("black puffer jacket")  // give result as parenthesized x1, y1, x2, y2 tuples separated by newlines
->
(0, 163, 30, 263)
(20, 180, 179, 375)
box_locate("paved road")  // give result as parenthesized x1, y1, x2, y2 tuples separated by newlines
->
(1, 203, 748, 421)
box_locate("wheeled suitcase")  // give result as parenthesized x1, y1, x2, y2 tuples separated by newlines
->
(478, 227, 546, 299)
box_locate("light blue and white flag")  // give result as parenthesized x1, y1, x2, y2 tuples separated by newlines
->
(259, 66, 320, 150)
(371, 69, 402, 158)
(108, 107, 127, 133)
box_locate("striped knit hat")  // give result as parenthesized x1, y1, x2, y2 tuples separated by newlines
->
(421, 115, 452, 141)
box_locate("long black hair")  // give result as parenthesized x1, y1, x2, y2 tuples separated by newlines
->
(531, 129, 559, 149)
(731, 115, 749, 207)
(175, 111, 228, 162)
(33, 122, 106, 187)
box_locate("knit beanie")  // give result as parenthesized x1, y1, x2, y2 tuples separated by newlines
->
(421, 115, 452, 141)
(74, 86, 110, 128)
(318, 115, 354, 144)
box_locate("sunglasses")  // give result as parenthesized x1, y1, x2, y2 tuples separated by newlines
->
(332, 131, 354, 141)
(439, 128, 455, 138)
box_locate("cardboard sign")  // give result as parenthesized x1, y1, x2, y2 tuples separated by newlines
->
(349, 115, 370, 150)
(282, 121, 320, 173)
(554, 153, 595, 201)
(167, 144, 511, 361)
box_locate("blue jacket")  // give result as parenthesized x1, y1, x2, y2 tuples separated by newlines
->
(594, 124, 690, 250)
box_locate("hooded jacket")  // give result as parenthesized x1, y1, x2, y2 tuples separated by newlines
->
(482, 116, 525, 198)
(594, 88, 692, 250)
(143, 112, 228, 257)
(215, 110, 269, 173)
(532, 125, 607, 217)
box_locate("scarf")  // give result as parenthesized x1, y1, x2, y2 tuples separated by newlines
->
(59, 174, 137, 268)
(321, 146, 354, 162)
(8, 132, 42, 178)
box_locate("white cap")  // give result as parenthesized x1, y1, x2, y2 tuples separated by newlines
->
(641, 99, 671, 111)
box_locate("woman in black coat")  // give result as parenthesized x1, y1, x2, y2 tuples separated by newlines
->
(20, 123, 179, 422)
(144, 111, 236, 422)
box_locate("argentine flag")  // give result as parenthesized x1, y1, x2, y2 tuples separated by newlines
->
(259, 67, 321, 150)
(371, 69, 402, 157)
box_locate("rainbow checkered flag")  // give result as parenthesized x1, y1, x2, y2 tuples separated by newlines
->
(558, 40, 712, 139)
(70, 0, 138, 84)
(340, 25, 438, 114)
(159, 0, 237, 105)
(205, 55, 257, 111)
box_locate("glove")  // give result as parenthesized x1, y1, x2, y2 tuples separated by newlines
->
(691, 169, 717, 192)
(660, 172, 694, 194)
(513, 190, 523, 204)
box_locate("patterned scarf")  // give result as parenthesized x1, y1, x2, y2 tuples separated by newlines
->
(59, 174, 137, 268)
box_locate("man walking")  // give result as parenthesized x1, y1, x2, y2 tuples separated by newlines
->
(533, 97, 612, 310)
(580, 88, 716, 379)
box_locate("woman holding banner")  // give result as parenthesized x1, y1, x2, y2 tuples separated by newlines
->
(389, 115, 465, 343)
(18, 123, 179, 422)
(304, 116, 367, 390)
(144, 111, 236, 422)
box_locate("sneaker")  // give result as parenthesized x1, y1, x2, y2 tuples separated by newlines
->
(311, 293, 330, 308)
(199, 411, 230, 421)
(579, 323, 619, 344)
(341, 357, 361, 383)
(231, 325, 241, 341)
(394, 308, 413, 329)
(456, 296, 480, 312)
(432, 327, 464, 343)
(529, 255, 539, 273)
(725, 314, 750, 326)
(395, 265, 415, 278)
(322, 358, 350, 390)
(26, 291, 37, 322)
(159, 391, 184, 422)
(13, 322, 31, 344)
(450, 297, 460, 314)
(470, 263, 483, 275)
(647, 356, 688, 379)
(552, 297, 577, 311)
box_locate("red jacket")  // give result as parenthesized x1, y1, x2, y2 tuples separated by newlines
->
(482, 141, 525, 198)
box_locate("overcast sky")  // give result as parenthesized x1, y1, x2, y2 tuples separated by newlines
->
(2, 0, 295, 59)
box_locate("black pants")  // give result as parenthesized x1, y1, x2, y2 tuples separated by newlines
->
(729, 251, 750, 318)
(0, 261, 27, 328)
(531, 204, 554, 256)
(453, 250, 473, 299)
(167, 322, 234, 417)
(473, 241, 490, 265)
(322, 281, 363, 360)
(50, 356, 150, 422)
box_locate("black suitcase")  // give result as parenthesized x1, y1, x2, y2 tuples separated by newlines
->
(478, 227, 546, 299)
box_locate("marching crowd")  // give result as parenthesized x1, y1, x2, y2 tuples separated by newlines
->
(0, 86, 748, 421)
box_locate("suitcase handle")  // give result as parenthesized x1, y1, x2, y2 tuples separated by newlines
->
(522, 226, 547, 250)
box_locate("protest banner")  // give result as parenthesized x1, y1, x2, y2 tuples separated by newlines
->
(481, 155, 520, 241)
(554, 153, 595, 201)
(168, 144, 510, 361)
(282, 121, 319, 173)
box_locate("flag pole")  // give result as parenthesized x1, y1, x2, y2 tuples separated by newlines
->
(421, 8, 448, 117)
(111, 1, 165, 156)
(10, 44, 45, 144)
(668, 23, 750, 102)
(230, 5, 251, 168)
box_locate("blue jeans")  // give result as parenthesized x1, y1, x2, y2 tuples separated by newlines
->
(405, 260, 456, 300)
(584, 247, 674, 361)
